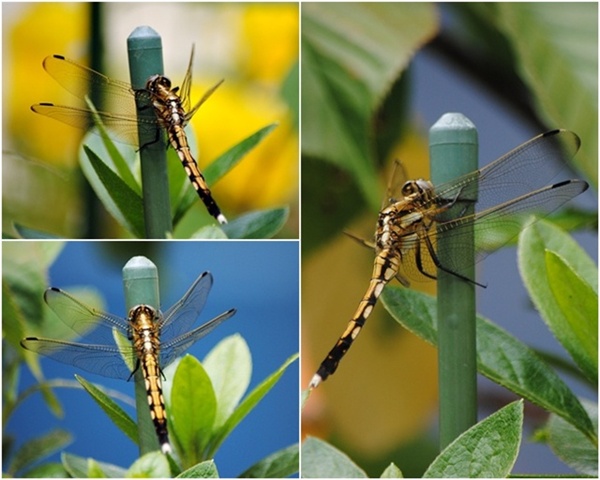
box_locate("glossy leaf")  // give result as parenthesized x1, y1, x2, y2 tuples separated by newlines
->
(75, 374, 138, 444)
(81, 145, 145, 237)
(207, 353, 298, 457)
(380, 463, 403, 478)
(190, 225, 228, 239)
(239, 443, 299, 478)
(519, 220, 598, 382)
(202, 334, 252, 430)
(381, 286, 596, 443)
(220, 207, 289, 239)
(497, 3, 598, 186)
(546, 250, 598, 380)
(301, 436, 367, 478)
(61, 452, 127, 478)
(9, 429, 71, 476)
(545, 398, 598, 476)
(169, 355, 217, 461)
(178, 460, 219, 478)
(127, 451, 171, 478)
(424, 400, 523, 477)
(302, 2, 438, 209)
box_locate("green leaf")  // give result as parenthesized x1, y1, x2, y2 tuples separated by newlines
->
(189, 225, 228, 239)
(173, 123, 278, 224)
(9, 429, 72, 476)
(84, 107, 141, 194)
(177, 460, 219, 478)
(203, 334, 252, 430)
(519, 220, 598, 383)
(12, 225, 63, 239)
(220, 207, 289, 239)
(61, 452, 127, 478)
(302, 3, 438, 209)
(75, 375, 138, 444)
(127, 451, 171, 478)
(207, 353, 298, 457)
(205, 123, 278, 185)
(87, 458, 106, 477)
(546, 250, 598, 381)
(239, 443, 299, 478)
(301, 436, 367, 478)
(381, 286, 597, 443)
(20, 462, 67, 478)
(545, 398, 598, 476)
(424, 400, 523, 477)
(81, 145, 145, 237)
(169, 355, 217, 461)
(380, 463, 403, 478)
(497, 3, 598, 187)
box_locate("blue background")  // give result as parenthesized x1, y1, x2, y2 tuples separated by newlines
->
(8, 241, 299, 477)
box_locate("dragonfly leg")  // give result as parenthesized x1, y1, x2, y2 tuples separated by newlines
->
(126, 359, 141, 382)
(422, 230, 486, 288)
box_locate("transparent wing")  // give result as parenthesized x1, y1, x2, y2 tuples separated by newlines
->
(20, 336, 135, 380)
(43, 287, 130, 345)
(390, 130, 586, 283)
(430, 129, 581, 214)
(179, 45, 195, 113)
(42, 54, 136, 105)
(160, 308, 237, 369)
(159, 271, 214, 342)
(31, 54, 159, 144)
(398, 179, 588, 282)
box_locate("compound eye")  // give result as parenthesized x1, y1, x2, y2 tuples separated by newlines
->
(160, 76, 172, 88)
(145, 75, 160, 90)
(401, 181, 417, 196)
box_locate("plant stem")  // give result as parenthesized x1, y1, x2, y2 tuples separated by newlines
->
(127, 26, 173, 238)
(429, 113, 478, 449)
(123, 255, 161, 455)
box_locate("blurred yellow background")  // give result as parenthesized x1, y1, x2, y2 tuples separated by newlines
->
(3, 3, 298, 237)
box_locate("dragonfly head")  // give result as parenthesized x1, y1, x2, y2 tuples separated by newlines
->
(401, 179, 434, 201)
(128, 304, 160, 327)
(146, 75, 173, 93)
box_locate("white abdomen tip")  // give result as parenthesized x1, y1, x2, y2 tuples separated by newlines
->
(308, 374, 322, 390)
(217, 214, 227, 224)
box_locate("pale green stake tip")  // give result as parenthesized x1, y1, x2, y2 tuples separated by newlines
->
(122, 256, 160, 311)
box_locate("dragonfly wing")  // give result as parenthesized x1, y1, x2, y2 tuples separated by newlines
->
(160, 308, 237, 368)
(185, 79, 224, 121)
(31, 104, 143, 145)
(20, 337, 135, 380)
(419, 179, 589, 280)
(179, 45, 195, 113)
(44, 288, 130, 346)
(160, 272, 213, 341)
(433, 130, 581, 214)
(42, 55, 135, 103)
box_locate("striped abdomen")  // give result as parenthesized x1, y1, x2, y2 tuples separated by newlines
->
(140, 351, 171, 454)
(130, 305, 171, 454)
(309, 249, 400, 389)
(167, 124, 227, 224)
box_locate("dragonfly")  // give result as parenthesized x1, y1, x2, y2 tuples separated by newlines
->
(309, 129, 589, 389)
(31, 46, 228, 224)
(21, 271, 236, 454)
